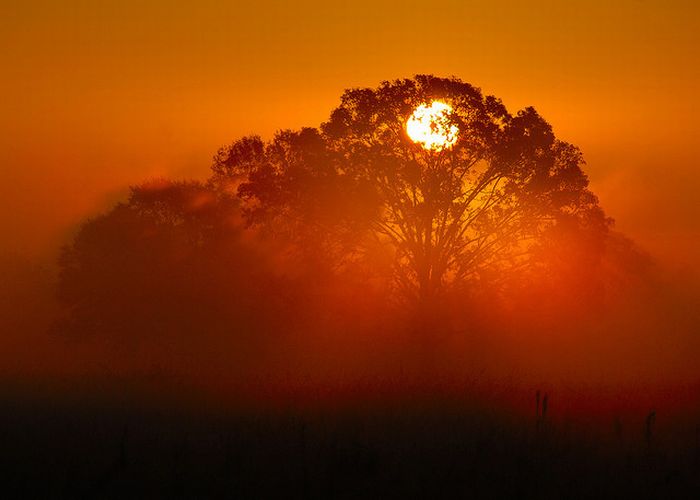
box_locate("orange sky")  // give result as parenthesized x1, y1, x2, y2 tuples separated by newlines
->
(1, 0, 698, 268)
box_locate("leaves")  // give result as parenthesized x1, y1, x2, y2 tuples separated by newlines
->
(213, 75, 611, 302)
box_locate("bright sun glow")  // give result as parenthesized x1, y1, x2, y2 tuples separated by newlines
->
(406, 101, 459, 151)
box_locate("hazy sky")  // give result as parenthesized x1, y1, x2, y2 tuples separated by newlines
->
(2, 0, 698, 267)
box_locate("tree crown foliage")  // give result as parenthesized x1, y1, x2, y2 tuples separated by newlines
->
(212, 75, 610, 301)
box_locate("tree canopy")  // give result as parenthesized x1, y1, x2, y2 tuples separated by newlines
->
(213, 75, 610, 302)
(55, 180, 293, 348)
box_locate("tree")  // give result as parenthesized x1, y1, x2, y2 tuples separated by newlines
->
(53, 178, 396, 377)
(213, 75, 610, 303)
(55, 180, 292, 351)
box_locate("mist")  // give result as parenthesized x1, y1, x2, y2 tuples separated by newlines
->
(2, 3, 700, 496)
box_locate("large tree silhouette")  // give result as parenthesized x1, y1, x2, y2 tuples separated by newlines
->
(213, 75, 610, 302)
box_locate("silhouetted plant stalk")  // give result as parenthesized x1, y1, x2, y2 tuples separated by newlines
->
(614, 416, 624, 444)
(299, 420, 310, 497)
(535, 390, 549, 436)
(86, 424, 129, 496)
(645, 410, 656, 449)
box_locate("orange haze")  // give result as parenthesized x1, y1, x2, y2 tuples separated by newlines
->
(1, 0, 699, 269)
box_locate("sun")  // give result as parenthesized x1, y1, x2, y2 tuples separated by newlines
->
(406, 101, 459, 151)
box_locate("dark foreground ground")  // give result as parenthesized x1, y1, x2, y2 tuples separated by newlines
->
(2, 390, 700, 499)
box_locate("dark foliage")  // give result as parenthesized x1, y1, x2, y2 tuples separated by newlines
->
(213, 75, 611, 303)
(54, 180, 300, 361)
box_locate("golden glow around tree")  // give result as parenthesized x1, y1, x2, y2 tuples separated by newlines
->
(406, 101, 459, 151)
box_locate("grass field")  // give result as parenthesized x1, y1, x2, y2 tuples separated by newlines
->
(3, 384, 700, 499)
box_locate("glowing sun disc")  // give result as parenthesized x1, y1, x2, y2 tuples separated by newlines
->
(406, 101, 459, 151)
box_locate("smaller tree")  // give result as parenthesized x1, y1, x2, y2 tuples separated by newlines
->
(55, 180, 289, 351)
